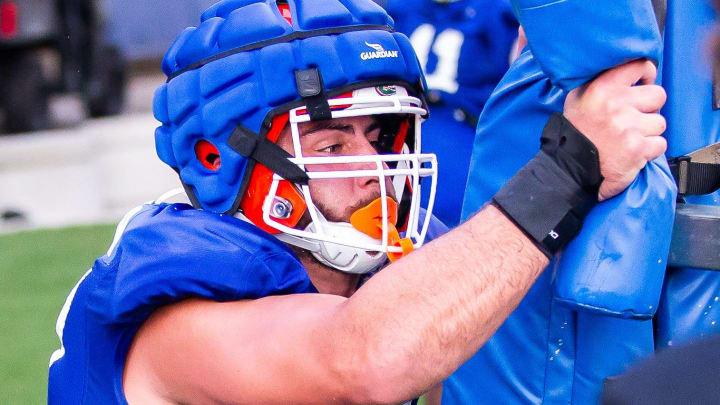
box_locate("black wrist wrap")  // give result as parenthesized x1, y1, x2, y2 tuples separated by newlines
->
(492, 113, 603, 258)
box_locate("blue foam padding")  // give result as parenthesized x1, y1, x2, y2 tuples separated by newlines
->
(512, 0, 663, 91)
(154, 0, 424, 213)
(654, 0, 720, 350)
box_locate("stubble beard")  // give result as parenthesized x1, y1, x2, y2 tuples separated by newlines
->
(287, 190, 397, 273)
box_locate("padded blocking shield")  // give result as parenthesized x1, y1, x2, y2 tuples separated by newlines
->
(512, 0, 663, 91)
(655, 0, 720, 350)
(448, 48, 666, 404)
(446, 0, 676, 402)
(504, 0, 677, 320)
(153, 0, 425, 213)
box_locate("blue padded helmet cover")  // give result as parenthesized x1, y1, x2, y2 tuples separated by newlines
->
(153, 0, 425, 213)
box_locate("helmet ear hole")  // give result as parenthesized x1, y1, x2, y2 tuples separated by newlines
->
(195, 140, 221, 171)
(277, 1, 292, 24)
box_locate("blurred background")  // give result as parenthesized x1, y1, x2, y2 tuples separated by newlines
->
(0, 0, 516, 402)
(0, 0, 219, 233)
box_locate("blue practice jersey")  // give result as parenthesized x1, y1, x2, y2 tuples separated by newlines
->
(47, 203, 315, 404)
(382, 0, 517, 226)
(48, 202, 448, 403)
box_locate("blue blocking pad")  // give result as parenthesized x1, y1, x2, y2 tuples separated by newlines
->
(385, 0, 519, 226)
(447, 45, 669, 405)
(554, 158, 676, 320)
(447, 0, 676, 401)
(655, 0, 720, 350)
(512, 0, 663, 91)
(462, 48, 673, 321)
(500, 0, 676, 320)
(572, 314, 655, 403)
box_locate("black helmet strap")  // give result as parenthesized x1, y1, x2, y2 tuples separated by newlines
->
(227, 124, 310, 185)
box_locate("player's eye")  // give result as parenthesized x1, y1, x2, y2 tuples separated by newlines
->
(317, 144, 342, 154)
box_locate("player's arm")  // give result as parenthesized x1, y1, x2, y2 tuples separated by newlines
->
(125, 206, 545, 405)
(124, 60, 667, 405)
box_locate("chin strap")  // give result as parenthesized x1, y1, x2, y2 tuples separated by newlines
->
(277, 211, 389, 275)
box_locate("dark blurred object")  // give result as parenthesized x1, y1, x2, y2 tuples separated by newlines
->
(104, 0, 217, 62)
(714, 0, 720, 61)
(0, 0, 126, 134)
(1, 208, 26, 222)
(601, 335, 720, 405)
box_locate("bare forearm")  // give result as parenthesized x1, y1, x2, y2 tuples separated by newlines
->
(332, 204, 548, 402)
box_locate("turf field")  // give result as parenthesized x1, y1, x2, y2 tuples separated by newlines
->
(0, 224, 116, 404)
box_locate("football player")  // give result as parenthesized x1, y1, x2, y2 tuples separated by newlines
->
(47, 1, 667, 404)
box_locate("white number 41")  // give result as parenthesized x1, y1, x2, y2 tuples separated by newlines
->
(410, 24, 465, 94)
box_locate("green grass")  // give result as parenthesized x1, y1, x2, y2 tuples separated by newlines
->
(0, 224, 116, 404)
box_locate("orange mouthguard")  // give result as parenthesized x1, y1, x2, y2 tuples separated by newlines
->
(349, 197, 414, 262)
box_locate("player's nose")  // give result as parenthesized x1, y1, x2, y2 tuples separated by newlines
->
(348, 136, 389, 188)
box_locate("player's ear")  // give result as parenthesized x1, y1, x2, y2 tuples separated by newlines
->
(195, 140, 222, 171)
(277, 0, 292, 24)
(518, 26, 527, 49)
(511, 26, 528, 63)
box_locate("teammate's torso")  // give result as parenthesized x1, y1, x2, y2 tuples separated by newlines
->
(386, 0, 517, 117)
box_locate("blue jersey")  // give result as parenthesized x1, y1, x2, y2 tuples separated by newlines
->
(385, 0, 517, 119)
(47, 203, 315, 404)
(48, 202, 448, 403)
(383, 0, 517, 226)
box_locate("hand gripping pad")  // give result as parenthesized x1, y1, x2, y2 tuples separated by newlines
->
(509, 0, 675, 319)
(449, 2, 674, 402)
(463, 52, 675, 321)
(446, 47, 673, 405)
